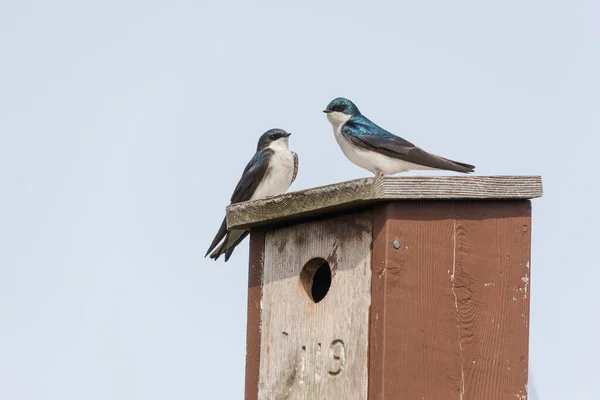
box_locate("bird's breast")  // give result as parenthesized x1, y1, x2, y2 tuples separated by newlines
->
(251, 149, 294, 200)
(333, 123, 368, 166)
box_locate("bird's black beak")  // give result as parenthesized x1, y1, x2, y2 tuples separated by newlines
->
(323, 109, 333, 114)
(282, 132, 291, 137)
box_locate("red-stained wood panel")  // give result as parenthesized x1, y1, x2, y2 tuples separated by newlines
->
(245, 231, 265, 400)
(369, 201, 531, 400)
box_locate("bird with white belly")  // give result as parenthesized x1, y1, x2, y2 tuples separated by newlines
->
(323, 97, 475, 178)
(206, 129, 298, 261)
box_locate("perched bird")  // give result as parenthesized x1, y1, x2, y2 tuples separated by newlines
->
(323, 97, 475, 177)
(206, 129, 298, 261)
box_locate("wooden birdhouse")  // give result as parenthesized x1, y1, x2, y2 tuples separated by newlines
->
(226, 175, 543, 400)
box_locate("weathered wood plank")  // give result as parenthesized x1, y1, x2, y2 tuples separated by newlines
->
(258, 212, 372, 400)
(227, 176, 543, 230)
(369, 201, 531, 399)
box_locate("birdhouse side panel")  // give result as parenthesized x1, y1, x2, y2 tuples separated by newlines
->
(258, 212, 373, 400)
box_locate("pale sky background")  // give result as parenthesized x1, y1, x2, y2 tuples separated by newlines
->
(1, 1, 599, 399)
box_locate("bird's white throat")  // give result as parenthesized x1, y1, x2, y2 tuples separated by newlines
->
(326, 111, 352, 129)
(267, 137, 290, 151)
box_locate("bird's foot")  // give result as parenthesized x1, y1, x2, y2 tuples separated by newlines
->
(374, 169, 385, 180)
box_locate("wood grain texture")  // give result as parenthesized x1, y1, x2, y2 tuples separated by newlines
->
(226, 176, 543, 230)
(245, 232, 265, 400)
(258, 212, 372, 400)
(369, 201, 531, 400)
(454, 201, 532, 400)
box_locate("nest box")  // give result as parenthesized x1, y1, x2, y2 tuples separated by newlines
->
(226, 175, 543, 400)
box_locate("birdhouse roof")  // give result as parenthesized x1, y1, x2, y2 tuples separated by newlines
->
(226, 175, 543, 230)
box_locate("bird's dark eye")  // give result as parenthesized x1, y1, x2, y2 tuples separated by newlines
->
(339, 104, 346, 111)
(269, 134, 277, 140)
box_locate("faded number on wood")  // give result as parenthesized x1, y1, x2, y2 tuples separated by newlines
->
(295, 339, 346, 382)
(328, 340, 345, 376)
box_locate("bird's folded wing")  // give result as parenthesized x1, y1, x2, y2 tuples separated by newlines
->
(205, 148, 272, 258)
(230, 148, 273, 204)
(341, 119, 415, 154)
(205, 217, 228, 257)
(342, 120, 474, 172)
(291, 152, 299, 183)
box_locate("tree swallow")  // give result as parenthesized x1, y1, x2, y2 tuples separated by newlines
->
(206, 129, 298, 262)
(323, 97, 475, 177)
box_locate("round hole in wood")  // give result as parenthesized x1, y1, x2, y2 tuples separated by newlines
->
(300, 258, 331, 303)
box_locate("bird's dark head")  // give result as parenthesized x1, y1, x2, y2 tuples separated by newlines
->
(323, 97, 360, 127)
(323, 97, 360, 116)
(257, 128, 291, 151)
